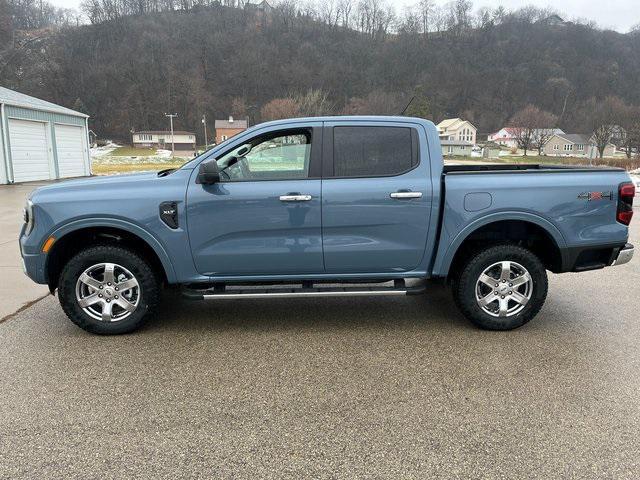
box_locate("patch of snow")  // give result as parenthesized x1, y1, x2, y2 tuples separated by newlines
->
(92, 155, 183, 165)
(90, 141, 121, 158)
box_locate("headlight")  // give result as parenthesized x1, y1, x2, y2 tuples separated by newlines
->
(24, 200, 34, 235)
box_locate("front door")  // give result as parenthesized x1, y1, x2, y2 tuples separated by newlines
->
(187, 124, 324, 277)
(321, 122, 432, 274)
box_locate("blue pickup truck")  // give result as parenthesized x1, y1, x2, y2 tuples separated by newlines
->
(20, 116, 635, 334)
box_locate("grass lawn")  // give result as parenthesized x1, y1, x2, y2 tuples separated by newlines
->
(92, 161, 186, 175)
(110, 147, 158, 156)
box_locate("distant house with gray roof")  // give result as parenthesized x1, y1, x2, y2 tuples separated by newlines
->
(441, 139, 474, 156)
(542, 133, 616, 158)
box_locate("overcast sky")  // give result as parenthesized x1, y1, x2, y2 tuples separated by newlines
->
(49, 0, 638, 32)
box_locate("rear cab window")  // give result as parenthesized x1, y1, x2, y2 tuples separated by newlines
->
(328, 126, 419, 178)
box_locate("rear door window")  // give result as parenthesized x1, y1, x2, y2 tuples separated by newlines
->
(332, 126, 416, 177)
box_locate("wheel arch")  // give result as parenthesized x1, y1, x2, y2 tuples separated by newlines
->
(45, 219, 177, 291)
(439, 212, 566, 280)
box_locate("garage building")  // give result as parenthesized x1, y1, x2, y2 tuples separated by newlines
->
(0, 87, 91, 184)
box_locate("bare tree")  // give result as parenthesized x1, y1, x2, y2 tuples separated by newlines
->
(231, 97, 247, 118)
(336, 0, 353, 28)
(615, 104, 640, 158)
(629, 122, 640, 158)
(294, 89, 334, 116)
(417, 0, 434, 36)
(544, 77, 572, 122)
(342, 90, 405, 115)
(587, 96, 626, 158)
(509, 105, 557, 156)
(260, 89, 334, 120)
(260, 98, 299, 121)
(532, 111, 559, 155)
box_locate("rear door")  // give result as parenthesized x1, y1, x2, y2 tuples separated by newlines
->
(321, 121, 432, 274)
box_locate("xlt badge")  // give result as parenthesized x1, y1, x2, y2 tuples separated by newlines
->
(159, 201, 179, 229)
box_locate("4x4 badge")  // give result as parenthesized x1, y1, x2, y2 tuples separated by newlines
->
(578, 191, 613, 201)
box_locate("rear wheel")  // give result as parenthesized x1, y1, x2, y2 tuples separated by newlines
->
(453, 244, 548, 330)
(58, 245, 161, 334)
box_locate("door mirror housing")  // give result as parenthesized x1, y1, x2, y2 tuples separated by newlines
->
(197, 160, 220, 184)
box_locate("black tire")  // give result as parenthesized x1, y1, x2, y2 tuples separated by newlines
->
(58, 245, 161, 335)
(452, 244, 548, 330)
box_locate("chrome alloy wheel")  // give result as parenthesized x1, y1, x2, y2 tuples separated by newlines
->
(75, 263, 140, 322)
(475, 261, 533, 318)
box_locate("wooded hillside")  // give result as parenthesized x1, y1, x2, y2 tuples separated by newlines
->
(2, 0, 640, 142)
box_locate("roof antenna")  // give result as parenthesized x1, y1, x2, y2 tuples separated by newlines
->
(399, 96, 415, 115)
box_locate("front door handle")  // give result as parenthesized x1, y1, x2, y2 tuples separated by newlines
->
(279, 194, 312, 202)
(390, 191, 423, 199)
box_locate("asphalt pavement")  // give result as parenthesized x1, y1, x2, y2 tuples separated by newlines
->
(0, 209, 639, 479)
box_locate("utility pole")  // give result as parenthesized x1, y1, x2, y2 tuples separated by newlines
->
(201, 114, 208, 146)
(164, 113, 177, 154)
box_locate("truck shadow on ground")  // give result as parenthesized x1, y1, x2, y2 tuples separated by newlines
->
(145, 282, 475, 334)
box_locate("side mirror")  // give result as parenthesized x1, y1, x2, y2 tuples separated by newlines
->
(196, 160, 220, 185)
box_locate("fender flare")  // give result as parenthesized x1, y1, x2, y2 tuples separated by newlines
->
(47, 217, 177, 283)
(434, 211, 567, 277)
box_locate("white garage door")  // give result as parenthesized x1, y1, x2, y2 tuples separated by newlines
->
(55, 124, 87, 178)
(8, 119, 52, 183)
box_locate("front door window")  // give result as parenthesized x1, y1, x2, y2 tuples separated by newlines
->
(216, 131, 311, 181)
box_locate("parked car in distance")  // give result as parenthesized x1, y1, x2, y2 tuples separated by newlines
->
(20, 116, 635, 334)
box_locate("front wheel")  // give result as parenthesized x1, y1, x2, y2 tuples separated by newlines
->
(58, 245, 161, 334)
(453, 245, 548, 330)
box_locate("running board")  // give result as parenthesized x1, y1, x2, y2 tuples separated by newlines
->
(182, 280, 426, 300)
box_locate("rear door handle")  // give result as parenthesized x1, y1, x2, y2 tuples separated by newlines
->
(390, 191, 423, 199)
(279, 194, 312, 202)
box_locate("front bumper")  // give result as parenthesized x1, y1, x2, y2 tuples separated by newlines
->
(612, 243, 634, 267)
(20, 224, 48, 284)
(21, 251, 47, 283)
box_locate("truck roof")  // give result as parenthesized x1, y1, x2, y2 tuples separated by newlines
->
(253, 115, 436, 130)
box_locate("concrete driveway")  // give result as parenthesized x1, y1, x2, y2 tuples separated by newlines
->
(0, 183, 50, 319)
(0, 206, 639, 477)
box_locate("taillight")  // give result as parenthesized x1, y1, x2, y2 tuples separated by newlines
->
(617, 182, 635, 225)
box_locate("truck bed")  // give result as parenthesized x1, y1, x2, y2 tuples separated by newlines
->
(432, 164, 631, 277)
(443, 163, 624, 174)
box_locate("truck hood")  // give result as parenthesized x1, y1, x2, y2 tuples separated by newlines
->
(31, 172, 165, 201)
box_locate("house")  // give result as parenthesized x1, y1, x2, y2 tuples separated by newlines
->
(488, 127, 565, 149)
(536, 14, 571, 27)
(437, 118, 477, 145)
(244, 0, 274, 13)
(441, 139, 474, 157)
(488, 128, 518, 148)
(542, 133, 616, 158)
(0, 86, 91, 184)
(214, 116, 248, 144)
(132, 130, 196, 150)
